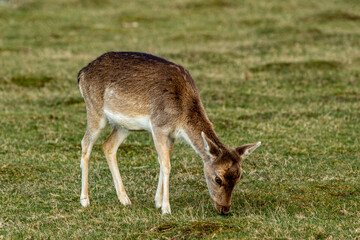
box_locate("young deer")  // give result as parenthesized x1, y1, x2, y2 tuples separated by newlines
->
(78, 52, 261, 215)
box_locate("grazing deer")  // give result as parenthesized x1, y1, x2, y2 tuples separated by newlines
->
(78, 52, 261, 215)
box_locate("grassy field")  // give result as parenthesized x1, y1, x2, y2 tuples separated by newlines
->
(1, 0, 360, 238)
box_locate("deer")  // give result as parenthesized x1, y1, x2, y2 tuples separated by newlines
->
(78, 52, 261, 215)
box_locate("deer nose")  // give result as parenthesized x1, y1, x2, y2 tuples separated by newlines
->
(220, 205, 231, 215)
(214, 201, 231, 215)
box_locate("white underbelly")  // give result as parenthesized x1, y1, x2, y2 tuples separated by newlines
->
(104, 109, 151, 131)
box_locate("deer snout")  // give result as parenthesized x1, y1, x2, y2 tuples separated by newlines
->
(214, 202, 231, 215)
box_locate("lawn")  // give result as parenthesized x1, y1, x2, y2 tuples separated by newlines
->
(0, 0, 359, 238)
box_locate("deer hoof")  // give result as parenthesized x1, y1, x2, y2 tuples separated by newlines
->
(80, 198, 90, 207)
(162, 204, 171, 215)
(119, 195, 132, 206)
(154, 196, 162, 208)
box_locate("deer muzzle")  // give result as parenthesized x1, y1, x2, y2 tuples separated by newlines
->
(214, 201, 231, 215)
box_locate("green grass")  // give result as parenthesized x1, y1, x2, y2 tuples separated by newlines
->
(0, 0, 359, 238)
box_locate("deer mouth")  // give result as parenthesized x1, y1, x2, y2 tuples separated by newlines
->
(214, 201, 231, 215)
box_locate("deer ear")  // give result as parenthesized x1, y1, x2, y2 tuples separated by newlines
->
(201, 132, 219, 158)
(236, 141, 261, 159)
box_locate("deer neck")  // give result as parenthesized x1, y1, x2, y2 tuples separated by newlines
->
(180, 117, 224, 161)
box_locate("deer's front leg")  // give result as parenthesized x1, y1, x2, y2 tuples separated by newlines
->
(154, 138, 174, 209)
(151, 125, 172, 214)
(154, 164, 163, 208)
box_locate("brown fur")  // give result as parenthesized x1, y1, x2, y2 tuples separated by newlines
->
(78, 52, 261, 214)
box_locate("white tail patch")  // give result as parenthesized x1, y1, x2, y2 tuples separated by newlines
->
(78, 72, 85, 98)
(78, 84, 84, 98)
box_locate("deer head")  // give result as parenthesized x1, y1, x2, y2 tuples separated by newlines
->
(201, 132, 261, 214)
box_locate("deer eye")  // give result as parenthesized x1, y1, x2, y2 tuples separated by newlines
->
(215, 176, 222, 185)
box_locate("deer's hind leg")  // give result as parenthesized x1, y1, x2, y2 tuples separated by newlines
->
(103, 127, 131, 206)
(80, 113, 107, 207)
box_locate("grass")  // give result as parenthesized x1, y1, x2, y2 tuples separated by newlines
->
(0, 0, 359, 238)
